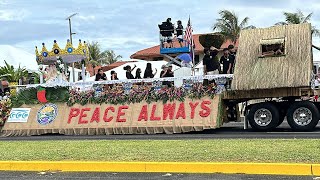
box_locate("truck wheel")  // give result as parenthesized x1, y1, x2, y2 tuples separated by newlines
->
(286, 101, 320, 131)
(247, 103, 279, 130)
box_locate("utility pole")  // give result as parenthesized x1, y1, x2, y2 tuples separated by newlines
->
(66, 13, 78, 82)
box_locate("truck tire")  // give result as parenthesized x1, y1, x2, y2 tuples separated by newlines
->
(286, 101, 320, 131)
(247, 103, 279, 130)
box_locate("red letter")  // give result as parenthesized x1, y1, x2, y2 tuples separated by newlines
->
(117, 105, 128, 122)
(79, 108, 91, 124)
(138, 105, 148, 121)
(199, 100, 211, 117)
(68, 108, 80, 124)
(163, 103, 175, 120)
(189, 102, 199, 119)
(175, 103, 186, 119)
(103, 107, 115, 122)
(90, 107, 100, 123)
(150, 104, 161, 121)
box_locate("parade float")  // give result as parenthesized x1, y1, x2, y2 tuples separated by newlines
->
(1, 36, 232, 136)
(3, 23, 319, 136)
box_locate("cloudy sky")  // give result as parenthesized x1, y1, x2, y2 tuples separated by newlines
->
(1, 0, 320, 60)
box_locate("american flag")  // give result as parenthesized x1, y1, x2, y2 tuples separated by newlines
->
(185, 16, 193, 46)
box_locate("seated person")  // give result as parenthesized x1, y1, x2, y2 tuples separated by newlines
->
(95, 68, 107, 81)
(261, 44, 284, 57)
(274, 44, 284, 55)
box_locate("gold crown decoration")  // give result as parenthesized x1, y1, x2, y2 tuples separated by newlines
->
(36, 39, 89, 65)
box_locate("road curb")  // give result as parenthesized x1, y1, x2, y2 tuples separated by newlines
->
(0, 161, 316, 175)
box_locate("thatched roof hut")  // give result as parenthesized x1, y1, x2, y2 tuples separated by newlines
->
(232, 23, 312, 91)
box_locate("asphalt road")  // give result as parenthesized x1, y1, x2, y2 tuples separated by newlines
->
(0, 171, 315, 180)
(1, 121, 320, 141)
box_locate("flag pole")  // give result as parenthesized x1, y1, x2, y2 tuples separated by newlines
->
(191, 40, 195, 76)
(189, 15, 195, 76)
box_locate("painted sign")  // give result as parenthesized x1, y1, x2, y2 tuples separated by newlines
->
(37, 103, 58, 125)
(7, 108, 31, 123)
(1, 96, 223, 136)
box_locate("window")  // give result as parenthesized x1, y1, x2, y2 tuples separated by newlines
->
(260, 38, 285, 58)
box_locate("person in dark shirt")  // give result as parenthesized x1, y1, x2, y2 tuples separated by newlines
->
(143, 63, 157, 78)
(160, 64, 174, 87)
(95, 68, 107, 81)
(220, 48, 234, 74)
(176, 20, 184, 47)
(124, 65, 136, 79)
(110, 71, 118, 80)
(203, 47, 220, 75)
(135, 68, 142, 79)
(228, 45, 236, 74)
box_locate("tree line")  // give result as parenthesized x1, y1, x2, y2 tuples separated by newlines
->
(213, 9, 320, 44)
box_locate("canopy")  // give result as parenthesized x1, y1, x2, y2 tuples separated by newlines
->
(0, 45, 38, 71)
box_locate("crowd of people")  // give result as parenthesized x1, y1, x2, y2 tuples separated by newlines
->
(95, 62, 174, 87)
(203, 45, 236, 75)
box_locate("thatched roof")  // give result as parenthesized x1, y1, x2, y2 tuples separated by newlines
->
(232, 23, 312, 90)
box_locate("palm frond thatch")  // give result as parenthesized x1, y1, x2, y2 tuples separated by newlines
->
(232, 23, 312, 90)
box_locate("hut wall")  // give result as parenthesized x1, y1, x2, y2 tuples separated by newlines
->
(232, 23, 312, 91)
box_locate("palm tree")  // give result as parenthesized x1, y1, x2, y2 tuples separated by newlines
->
(87, 42, 122, 75)
(213, 10, 255, 44)
(88, 41, 108, 67)
(275, 10, 320, 36)
(0, 60, 28, 83)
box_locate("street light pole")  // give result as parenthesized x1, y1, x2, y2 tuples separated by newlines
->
(66, 13, 78, 82)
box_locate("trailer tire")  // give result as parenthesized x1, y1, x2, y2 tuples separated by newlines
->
(247, 103, 279, 130)
(286, 101, 320, 131)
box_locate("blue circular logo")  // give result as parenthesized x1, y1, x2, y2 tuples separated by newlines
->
(67, 47, 73, 53)
(42, 52, 48, 57)
(37, 103, 58, 125)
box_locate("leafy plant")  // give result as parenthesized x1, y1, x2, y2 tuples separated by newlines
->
(199, 34, 225, 49)
(0, 60, 28, 82)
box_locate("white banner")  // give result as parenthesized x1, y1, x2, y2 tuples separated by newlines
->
(26, 74, 233, 88)
(7, 108, 31, 123)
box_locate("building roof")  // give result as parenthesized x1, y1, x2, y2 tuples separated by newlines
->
(86, 61, 137, 76)
(130, 34, 239, 60)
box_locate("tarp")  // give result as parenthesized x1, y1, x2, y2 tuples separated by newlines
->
(0, 45, 38, 71)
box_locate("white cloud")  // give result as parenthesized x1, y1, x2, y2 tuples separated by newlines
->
(77, 15, 95, 21)
(0, 9, 29, 21)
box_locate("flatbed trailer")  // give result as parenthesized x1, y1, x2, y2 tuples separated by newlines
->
(221, 23, 320, 131)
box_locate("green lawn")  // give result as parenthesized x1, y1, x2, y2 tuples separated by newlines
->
(1, 139, 320, 163)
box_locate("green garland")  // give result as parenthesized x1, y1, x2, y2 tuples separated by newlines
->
(12, 84, 216, 107)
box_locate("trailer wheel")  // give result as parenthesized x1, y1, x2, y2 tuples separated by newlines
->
(247, 103, 279, 130)
(286, 101, 320, 131)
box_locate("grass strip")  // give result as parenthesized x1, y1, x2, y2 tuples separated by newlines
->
(0, 139, 319, 162)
